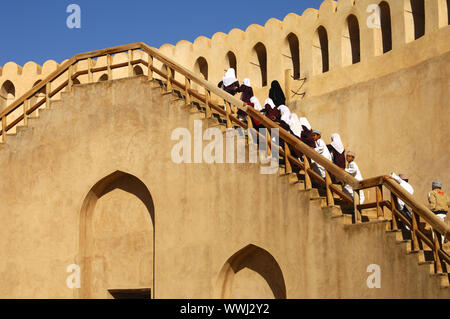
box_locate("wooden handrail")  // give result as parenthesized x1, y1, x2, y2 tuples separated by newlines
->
(245, 106, 361, 189)
(383, 177, 450, 240)
(1, 41, 447, 248)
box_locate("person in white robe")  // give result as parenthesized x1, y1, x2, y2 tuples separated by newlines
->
(311, 129, 332, 179)
(390, 173, 414, 230)
(343, 151, 365, 204)
(289, 113, 302, 139)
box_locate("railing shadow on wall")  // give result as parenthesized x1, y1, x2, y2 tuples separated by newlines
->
(0, 42, 448, 275)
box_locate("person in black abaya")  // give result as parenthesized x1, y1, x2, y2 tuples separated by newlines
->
(269, 80, 286, 107)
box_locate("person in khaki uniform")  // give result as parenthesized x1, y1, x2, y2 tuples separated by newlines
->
(428, 181, 450, 244)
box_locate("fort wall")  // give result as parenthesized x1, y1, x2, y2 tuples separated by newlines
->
(2, 0, 449, 110)
(0, 77, 448, 298)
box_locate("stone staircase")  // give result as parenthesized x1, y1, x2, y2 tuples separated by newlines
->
(150, 78, 450, 290)
(1, 75, 449, 292)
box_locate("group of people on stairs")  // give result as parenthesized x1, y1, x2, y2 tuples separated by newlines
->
(218, 68, 365, 203)
(217, 69, 449, 245)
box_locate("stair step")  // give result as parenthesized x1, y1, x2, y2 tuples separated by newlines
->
(295, 180, 306, 191)
(332, 213, 353, 225)
(310, 196, 327, 208)
(323, 205, 343, 218)
(279, 173, 298, 185)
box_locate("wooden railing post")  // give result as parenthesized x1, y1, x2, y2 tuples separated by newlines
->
(325, 170, 334, 206)
(148, 55, 154, 81)
(376, 185, 384, 219)
(1, 116, 6, 143)
(88, 58, 93, 83)
(46, 82, 51, 108)
(225, 101, 232, 129)
(284, 143, 292, 174)
(185, 78, 191, 105)
(128, 50, 133, 77)
(432, 229, 443, 273)
(23, 99, 28, 127)
(247, 114, 254, 145)
(166, 68, 173, 92)
(390, 193, 399, 231)
(411, 211, 420, 251)
(265, 128, 272, 157)
(107, 54, 112, 80)
(354, 190, 362, 223)
(68, 65, 73, 92)
(303, 155, 312, 190)
(205, 89, 212, 119)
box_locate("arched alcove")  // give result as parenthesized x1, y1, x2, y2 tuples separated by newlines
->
(252, 43, 268, 87)
(226, 51, 237, 76)
(313, 26, 329, 74)
(133, 65, 144, 76)
(0, 80, 15, 110)
(98, 74, 108, 82)
(194, 57, 208, 81)
(342, 15, 361, 66)
(284, 33, 301, 80)
(448, 0, 450, 24)
(160, 64, 175, 82)
(405, 0, 425, 42)
(79, 171, 155, 299)
(216, 244, 287, 299)
(380, 1, 393, 53)
(30, 80, 45, 109)
(443, 0, 450, 25)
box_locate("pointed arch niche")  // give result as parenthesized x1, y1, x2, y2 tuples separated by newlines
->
(216, 244, 287, 299)
(78, 171, 155, 299)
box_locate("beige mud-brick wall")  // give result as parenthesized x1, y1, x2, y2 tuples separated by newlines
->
(290, 49, 450, 205)
(0, 77, 448, 299)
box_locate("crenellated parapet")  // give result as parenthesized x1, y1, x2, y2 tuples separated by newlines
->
(1, 0, 449, 111)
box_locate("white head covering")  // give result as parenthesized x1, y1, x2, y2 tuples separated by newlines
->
(222, 68, 238, 87)
(330, 133, 345, 154)
(279, 105, 291, 124)
(299, 117, 312, 130)
(243, 78, 251, 87)
(289, 113, 303, 138)
(264, 98, 276, 110)
(250, 96, 262, 111)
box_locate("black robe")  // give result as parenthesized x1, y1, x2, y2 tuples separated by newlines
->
(218, 80, 240, 96)
(327, 145, 346, 169)
(301, 126, 315, 148)
(264, 104, 281, 122)
(238, 84, 253, 104)
(269, 80, 286, 107)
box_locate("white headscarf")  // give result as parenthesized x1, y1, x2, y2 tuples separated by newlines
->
(250, 96, 262, 111)
(330, 133, 345, 154)
(223, 68, 238, 87)
(243, 78, 251, 87)
(279, 105, 291, 124)
(264, 98, 276, 110)
(289, 113, 303, 138)
(299, 117, 312, 130)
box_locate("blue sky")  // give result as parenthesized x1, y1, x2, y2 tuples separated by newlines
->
(0, 0, 323, 67)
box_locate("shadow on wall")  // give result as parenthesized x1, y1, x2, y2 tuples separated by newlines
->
(217, 244, 287, 299)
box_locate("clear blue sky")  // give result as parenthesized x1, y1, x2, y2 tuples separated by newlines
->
(0, 0, 323, 67)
